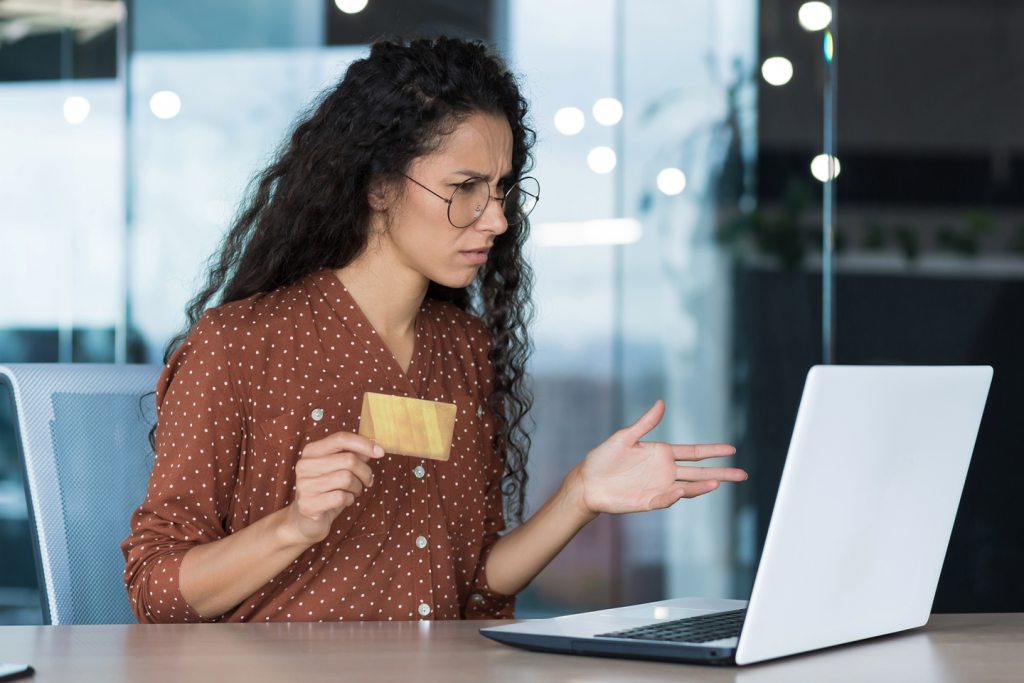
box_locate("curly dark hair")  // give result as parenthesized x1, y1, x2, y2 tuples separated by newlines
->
(165, 36, 536, 523)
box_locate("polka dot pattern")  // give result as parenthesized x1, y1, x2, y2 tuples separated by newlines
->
(120, 270, 514, 624)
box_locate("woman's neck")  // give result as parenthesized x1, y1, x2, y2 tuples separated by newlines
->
(334, 241, 428, 370)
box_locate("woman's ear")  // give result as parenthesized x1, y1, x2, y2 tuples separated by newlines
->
(367, 179, 390, 212)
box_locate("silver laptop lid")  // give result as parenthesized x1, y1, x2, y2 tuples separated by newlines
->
(736, 365, 992, 665)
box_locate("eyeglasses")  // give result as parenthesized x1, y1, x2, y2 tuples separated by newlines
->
(404, 174, 540, 229)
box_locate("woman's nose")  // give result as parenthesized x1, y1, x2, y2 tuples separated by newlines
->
(474, 194, 508, 236)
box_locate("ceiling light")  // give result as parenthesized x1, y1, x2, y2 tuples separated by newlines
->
(149, 91, 181, 119)
(811, 154, 841, 182)
(656, 168, 686, 195)
(592, 97, 623, 126)
(761, 57, 793, 86)
(553, 107, 585, 135)
(587, 147, 617, 174)
(63, 96, 90, 124)
(335, 0, 369, 13)
(798, 2, 832, 31)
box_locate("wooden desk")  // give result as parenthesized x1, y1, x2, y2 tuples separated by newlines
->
(1, 614, 1021, 682)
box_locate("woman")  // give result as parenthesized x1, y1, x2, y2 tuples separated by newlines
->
(121, 36, 746, 624)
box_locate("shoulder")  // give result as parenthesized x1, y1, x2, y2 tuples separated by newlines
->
(208, 277, 317, 343)
(423, 298, 492, 355)
(157, 277, 318, 404)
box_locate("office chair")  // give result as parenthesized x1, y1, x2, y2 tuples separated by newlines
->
(0, 363, 163, 625)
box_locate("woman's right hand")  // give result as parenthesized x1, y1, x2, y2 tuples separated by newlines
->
(180, 432, 385, 619)
(288, 432, 385, 545)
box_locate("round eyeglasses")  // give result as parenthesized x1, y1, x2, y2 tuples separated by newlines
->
(404, 174, 540, 229)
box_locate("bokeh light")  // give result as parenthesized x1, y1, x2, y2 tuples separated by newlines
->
(335, 0, 369, 13)
(761, 57, 793, 86)
(592, 97, 623, 126)
(656, 168, 686, 195)
(63, 96, 90, 124)
(553, 107, 585, 135)
(798, 2, 832, 31)
(587, 146, 617, 174)
(811, 154, 841, 182)
(149, 91, 182, 119)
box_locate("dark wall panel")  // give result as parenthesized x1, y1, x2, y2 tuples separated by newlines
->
(734, 267, 1024, 613)
(326, 0, 493, 45)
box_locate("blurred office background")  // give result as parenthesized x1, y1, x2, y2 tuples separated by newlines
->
(0, 0, 1021, 624)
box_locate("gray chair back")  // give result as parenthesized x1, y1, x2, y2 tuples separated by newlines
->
(0, 363, 163, 625)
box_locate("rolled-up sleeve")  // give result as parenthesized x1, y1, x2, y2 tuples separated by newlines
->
(120, 310, 244, 623)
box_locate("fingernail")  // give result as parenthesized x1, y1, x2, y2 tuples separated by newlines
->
(374, 445, 384, 457)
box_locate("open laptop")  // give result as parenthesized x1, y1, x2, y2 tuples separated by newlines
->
(481, 365, 992, 666)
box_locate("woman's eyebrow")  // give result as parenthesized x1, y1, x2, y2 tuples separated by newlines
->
(450, 170, 490, 180)
(450, 168, 514, 181)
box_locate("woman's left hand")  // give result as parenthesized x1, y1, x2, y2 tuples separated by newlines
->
(573, 400, 746, 515)
(485, 399, 747, 595)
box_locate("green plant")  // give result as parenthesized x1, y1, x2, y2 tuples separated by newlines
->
(863, 221, 886, 250)
(720, 178, 811, 270)
(964, 209, 995, 239)
(937, 226, 979, 256)
(893, 225, 919, 261)
(937, 209, 994, 257)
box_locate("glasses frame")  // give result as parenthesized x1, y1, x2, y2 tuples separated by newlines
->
(404, 174, 540, 229)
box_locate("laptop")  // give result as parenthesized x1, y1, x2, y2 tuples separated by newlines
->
(481, 365, 992, 666)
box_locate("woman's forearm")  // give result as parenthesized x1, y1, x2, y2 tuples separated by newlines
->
(483, 401, 745, 597)
(178, 507, 311, 619)
(178, 433, 384, 619)
(484, 464, 598, 595)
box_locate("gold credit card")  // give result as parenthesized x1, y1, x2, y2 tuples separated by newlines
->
(357, 392, 457, 461)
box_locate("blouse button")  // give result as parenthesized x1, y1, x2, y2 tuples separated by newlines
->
(471, 593, 483, 602)
(415, 536, 427, 549)
(476, 405, 483, 419)
(418, 603, 431, 616)
(311, 409, 324, 421)
(413, 466, 425, 479)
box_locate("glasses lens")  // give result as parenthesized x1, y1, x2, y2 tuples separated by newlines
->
(449, 179, 490, 228)
(506, 177, 540, 225)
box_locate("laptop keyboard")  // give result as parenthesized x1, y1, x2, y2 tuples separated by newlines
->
(596, 608, 746, 644)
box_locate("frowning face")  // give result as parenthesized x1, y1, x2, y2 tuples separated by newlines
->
(378, 111, 514, 289)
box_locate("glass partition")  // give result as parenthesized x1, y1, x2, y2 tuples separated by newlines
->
(749, 0, 1024, 612)
(511, 0, 757, 614)
(128, 47, 366, 360)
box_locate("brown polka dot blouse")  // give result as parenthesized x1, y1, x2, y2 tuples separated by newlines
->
(120, 270, 515, 623)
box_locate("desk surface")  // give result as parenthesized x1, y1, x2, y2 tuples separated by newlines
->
(1, 614, 1022, 682)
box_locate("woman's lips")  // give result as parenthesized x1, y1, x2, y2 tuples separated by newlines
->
(460, 249, 489, 265)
